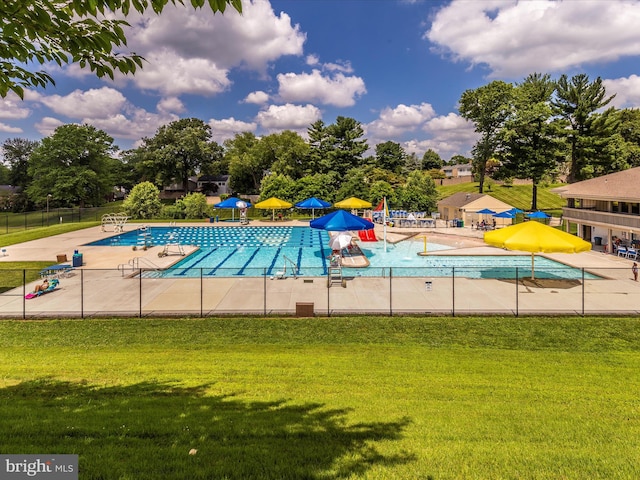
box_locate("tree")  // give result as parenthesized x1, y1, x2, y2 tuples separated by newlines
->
(291, 173, 337, 204)
(308, 117, 368, 177)
(181, 192, 211, 219)
(421, 149, 443, 170)
(257, 131, 309, 180)
(0, 0, 242, 98)
(374, 141, 406, 174)
(459, 81, 514, 193)
(141, 118, 219, 194)
(225, 132, 265, 194)
(259, 173, 296, 202)
(368, 180, 396, 207)
(397, 170, 438, 212)
(122, 181, 162, 219)
(552, 74, 616, 183)
(1, 137, 38, 211)
(336, 167, 370, 202)
(26, 124, 117, 207)
(497, 73, 563, 210)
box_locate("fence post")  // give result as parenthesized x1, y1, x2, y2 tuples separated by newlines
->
(139, 269, 142, 318)
(22, 269, 26, 320)
(81, 269, 84, 318)
(515, 267, 519, 317)
(263, 268, 267, 316)
(582, 268, 585, 316)
(452, 267, 455, 317)
(389, 268, 393, 316)
(327, 273, 330, 317)
(200, 268, 203, 318)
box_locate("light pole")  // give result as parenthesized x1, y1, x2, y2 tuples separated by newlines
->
(46, 194, 51, 227)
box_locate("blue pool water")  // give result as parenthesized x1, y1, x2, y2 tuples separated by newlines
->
(86, 226, 597, 279)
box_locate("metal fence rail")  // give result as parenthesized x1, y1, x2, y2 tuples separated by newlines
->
(1, 266, 638, 318)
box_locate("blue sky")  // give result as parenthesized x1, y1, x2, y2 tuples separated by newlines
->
(2, 0, 640, 161)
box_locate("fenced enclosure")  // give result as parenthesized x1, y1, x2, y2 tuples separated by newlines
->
(1, 265, 638, 318)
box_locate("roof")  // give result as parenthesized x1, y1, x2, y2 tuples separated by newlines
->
(551, 167, 640, 201)
(437, 192, 485, 207)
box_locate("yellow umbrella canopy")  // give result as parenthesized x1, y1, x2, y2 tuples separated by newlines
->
(334, 197, 372, 209)
(484, 221, 591, 279)
(254, 197, 293, 221)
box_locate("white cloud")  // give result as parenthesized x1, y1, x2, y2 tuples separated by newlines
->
(208, 117, 257, 144)
(604, 75, 640, 108)
(323, 60, 354, 74)
(157, 97, 186, 114)
(116, 0, 305, 96)
(367, 103, 436, 138)
(243, 91, 270, 105)
(35, 117, 65, 137)
(277, 69, 366, 107)
(38, 87, 127, 118)
(426, 0, 640, 78)
(306, 54, 320, 66)
(255, 103, 321, 132)
(0, 93, 31, 119)
(0, 123, 23, 133)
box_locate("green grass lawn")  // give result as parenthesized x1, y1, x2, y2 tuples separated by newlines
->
(0, 317, 638, 479)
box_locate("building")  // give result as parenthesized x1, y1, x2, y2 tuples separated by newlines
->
(441, 163, 473, 178)
(437, 192, 515, 227)
(551, 167, 640, 251)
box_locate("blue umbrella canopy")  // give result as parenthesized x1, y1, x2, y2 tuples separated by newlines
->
(508, 207, 524, 214)
(310, 209, 374, 231)
(295, 197, 331, 209)
(476, 208, 496, 215)
(493, 211, 515, 219)
(295, 197, 332, 220)
(214, 197, 252, 208)
(527, 211, 551, 218)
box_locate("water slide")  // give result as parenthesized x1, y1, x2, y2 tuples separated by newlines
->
(358, 229, 378, 242)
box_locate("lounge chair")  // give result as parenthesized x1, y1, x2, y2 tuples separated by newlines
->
(617, 246, 628, 257)
(627, 248, 638, 260)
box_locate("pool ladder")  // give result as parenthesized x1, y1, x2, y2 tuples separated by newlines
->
(118, 256, 163, 277)
(280, 255, 300, 278)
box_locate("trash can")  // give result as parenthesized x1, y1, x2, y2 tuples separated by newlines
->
(459, 220, 464, 228)
(209, 217, 214, 223)
(72, 253, 83, 267)
(594, 237, 602, 245)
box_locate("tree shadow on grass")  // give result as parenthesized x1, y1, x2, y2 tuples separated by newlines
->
(0, 379, 414, 479)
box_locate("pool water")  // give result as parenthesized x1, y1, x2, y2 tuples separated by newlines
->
(87, 226, 597, 279)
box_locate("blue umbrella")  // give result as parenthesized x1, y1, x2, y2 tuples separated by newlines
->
(493, 211, 515, 219)
(527, 211, 550, 219)
(310, 209, 374, 231)
(214, 197, 252, 221)
(295, 197, 331, 219)
(508, 208, 524, 214)
(476, 208, 496, 215)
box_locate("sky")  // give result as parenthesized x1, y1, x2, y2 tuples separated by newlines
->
(2, 0, 640, 161)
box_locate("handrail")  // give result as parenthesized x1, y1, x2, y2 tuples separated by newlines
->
(282, 254, 299, 278)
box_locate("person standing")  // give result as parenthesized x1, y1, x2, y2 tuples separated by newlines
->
(633, 262, 638, 281)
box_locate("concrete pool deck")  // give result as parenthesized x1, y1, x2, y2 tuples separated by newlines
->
(1, 220, 639, 317)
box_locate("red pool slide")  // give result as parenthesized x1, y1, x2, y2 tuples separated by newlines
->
(358, 229, 378, 241)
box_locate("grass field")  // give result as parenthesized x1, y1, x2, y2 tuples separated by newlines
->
(1, 317, 638, 479)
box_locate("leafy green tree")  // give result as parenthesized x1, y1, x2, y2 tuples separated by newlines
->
(552, 74, 617, 183)
(374, 141, 406, 174)
(225, 132, 265, 194)
(336, 167, 370, 201)
(459, 81, 514, 193)
(259, 173, 296, 202)
(368, 180, 396, 207)
(27, 124, 116, 207)
(122, 181, 162, 219)
(497, 73, 563, 210)
(611, 108, 640, 168)
(397, 170, 438, 212)
(0, 0, 242, 98)
(182, 192, 211, 219)
(291, 173, 337, 204)
(140, 118, 219, 194)
(421, 149, 443, 170)
(308, 117, 368, 177)
(260, 131, 309, 180)
(1, 137, 38, 211)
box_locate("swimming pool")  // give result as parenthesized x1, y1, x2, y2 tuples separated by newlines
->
(87, 226, 597, 279)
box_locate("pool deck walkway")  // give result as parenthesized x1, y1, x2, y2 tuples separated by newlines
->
(1, 220, 639, 317)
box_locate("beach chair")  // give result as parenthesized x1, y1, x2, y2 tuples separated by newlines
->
(617, 246, 628, 257)
(25, 278, 60, 299)
(626, 248, 638, 260)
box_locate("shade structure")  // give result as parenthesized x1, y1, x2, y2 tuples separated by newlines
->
(527, 211, 551, 219)
(493, 211, 515, 219)
(254, 197, 293, 221)
(508, 207, 524, 214)
(214, 197, 252, 221)
(295, 197, 331, 219)
(334, 197, 372, 209)
(310, 209, 374, 232)
(484, 221, 591, 279)
(476, 208, 496, 215)
(329, 232, 353, 251)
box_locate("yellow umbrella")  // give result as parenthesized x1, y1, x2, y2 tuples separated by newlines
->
(484, 221, 591, 279)
(254, 197, 293, 221)
(334, 197, 372, 209)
